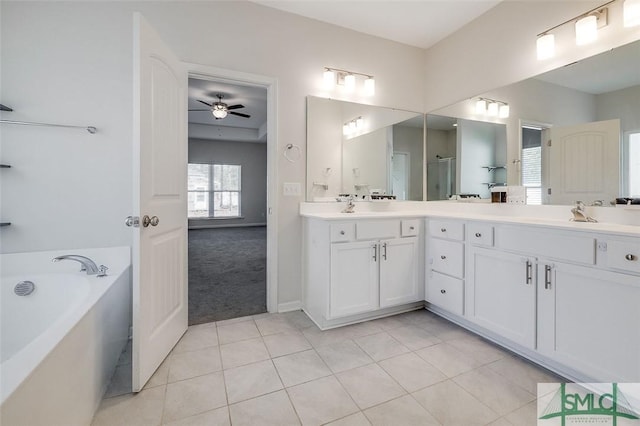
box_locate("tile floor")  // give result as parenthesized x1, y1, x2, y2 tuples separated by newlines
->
(92, 309, 561, 426)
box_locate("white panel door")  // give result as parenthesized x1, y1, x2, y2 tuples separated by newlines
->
(549, 119, 620, 205)
(132, 13, 188, 392)
(330, 241, 379, 318)
(380, 237, 419, 307)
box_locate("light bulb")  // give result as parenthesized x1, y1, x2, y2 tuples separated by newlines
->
(212, 107, 227, 119)
(536, 34, 555, 60)
(344, 74, 356, 92)
(349, 120, 357, 130)
(364, 77, 375, 96)
(499, 104, 510, 118)
(475, 99, 487, 114)
(343, 124, 349, 135)
(575, 15, 598, 45)
(487, 102, 499, 116)
(323, 69, 335, 89)
(356, 117, 364, 128)
(624, 0, 640, 27)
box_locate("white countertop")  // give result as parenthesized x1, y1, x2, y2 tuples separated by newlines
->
(300, 201, 640, 237)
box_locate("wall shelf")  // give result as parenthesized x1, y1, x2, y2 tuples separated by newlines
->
(0, 104, 13, 112)
(0, 222, 11, 227)
(482, 166, 506, 172)
(0, 164, 11, 168)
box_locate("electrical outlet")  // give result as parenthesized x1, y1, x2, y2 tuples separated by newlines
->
(283, 182, 301, 196)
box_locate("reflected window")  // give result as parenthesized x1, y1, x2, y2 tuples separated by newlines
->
(522, 126, 542, 205)
(188, 164, 241, 218)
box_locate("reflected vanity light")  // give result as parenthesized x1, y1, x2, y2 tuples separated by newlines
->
(536, 33, 555, 60)
(343, 116, 364, 136)
(323, 67, 375, 96)
(576, 15, 599, 45)
(624, 0, 640, 26)
(475, 97, 509, 118)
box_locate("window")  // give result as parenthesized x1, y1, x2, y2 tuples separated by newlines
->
(522, 126, 542, 205)
(188, 164, 241, 218)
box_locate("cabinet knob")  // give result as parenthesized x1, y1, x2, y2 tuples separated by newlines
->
(440, 289, 446, 294)
(409, 226, 415, 230)
(625, 254, 637, 261)
(340, 230, 345, 235)
(440, 228, 447, 232)
(440, 255, 446, 260)
(475, 232, 482, 238)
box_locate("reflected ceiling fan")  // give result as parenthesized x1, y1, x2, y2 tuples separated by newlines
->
(189, 94, 250, 119)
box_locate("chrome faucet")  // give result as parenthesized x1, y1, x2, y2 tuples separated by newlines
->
(341, 196, 356, 213)
(570, 201, 597, 223)
(52, 254, 108, 277)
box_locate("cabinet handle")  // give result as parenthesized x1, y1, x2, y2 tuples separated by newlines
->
(625, 254, 637, 261)
(372, 244, 377, 262)
(544, 265, 552, 290)
(340, 230, 345, 235)
(525, 260, 533, 285)
(475, 232, 482, 238)
(382, 242, 387, 260)
(440, 289, 446, 294)
(440, 255, 446, 260)
(440, 228, 447, 233)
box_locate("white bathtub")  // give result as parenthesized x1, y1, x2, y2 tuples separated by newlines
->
(0, 246, 131, 425)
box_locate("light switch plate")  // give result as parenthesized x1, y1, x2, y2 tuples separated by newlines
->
(283, 182, 301, 196)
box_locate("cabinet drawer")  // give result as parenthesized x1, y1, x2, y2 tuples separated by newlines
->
(357, 220, 400, 240)
(496, 226, 595, 265)
(429, 238, 464, 278)
(427, 271, 463, 316)
(429, 219, 464, 241)
(401, 219, 420, 237)
(605, 240, 640, 274)
(468, 223, 494, 247)
(331, 223, 355, 242)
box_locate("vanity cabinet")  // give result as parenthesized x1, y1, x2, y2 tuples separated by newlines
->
(303, 217, 423, 329)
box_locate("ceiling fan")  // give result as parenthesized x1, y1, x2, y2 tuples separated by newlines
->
(189, 94, 250, 119)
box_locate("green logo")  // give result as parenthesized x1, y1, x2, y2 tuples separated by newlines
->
(539, 383, 640, 425)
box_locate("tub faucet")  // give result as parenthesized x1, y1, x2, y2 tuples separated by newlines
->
(52, 255, 108, 277)
(570, 201, 597, 223)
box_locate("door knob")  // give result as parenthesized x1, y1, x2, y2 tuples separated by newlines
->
(142, 215, 159, 227)
(125, 216, 140, 227)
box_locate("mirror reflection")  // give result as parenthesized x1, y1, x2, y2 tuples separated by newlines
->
(429, 39, 640, 205)
(306, 96, 424, 201)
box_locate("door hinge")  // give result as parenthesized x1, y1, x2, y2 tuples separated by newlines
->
(547, 188, 552, 195)
(547, 139, 552, 147)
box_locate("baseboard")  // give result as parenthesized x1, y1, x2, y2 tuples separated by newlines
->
(277, 300, 302, 313)
(188, 222, 266, 230)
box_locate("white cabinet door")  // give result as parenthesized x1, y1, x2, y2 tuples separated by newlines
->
(468, 247, 536, 348)
(538, 262, 640, 382)
(380, 237, 419, 307)
(330, 241, 379, 318)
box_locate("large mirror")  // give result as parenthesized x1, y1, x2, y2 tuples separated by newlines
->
(307, 96, 424, 201)
(428, 39, 640, 205)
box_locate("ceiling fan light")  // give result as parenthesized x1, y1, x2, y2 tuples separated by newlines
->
(624, 0, 640, 27)
(536, 33, 555, 60)
(575, 15, 598, 45)
(212, 106, 228, 119)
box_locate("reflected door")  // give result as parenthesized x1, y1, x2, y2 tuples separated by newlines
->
(391, 152, 409, 200)
(549, 119, 620, 205)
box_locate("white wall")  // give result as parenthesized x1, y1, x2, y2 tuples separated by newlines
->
(0, 1, 424, 307)
(188, 139, 267, 227)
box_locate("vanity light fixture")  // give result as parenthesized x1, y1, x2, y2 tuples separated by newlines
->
(475, 97, 510, 118)
(343, 116, 364, 136)
(624, 0, 640, 26)
(323, 67, 375, 96)
(536, 0, 619, 60)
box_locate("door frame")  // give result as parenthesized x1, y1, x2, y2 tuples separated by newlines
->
(185, 62, 278, 313)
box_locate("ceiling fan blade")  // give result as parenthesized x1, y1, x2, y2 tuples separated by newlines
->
(227, 104, 245, 110)
(188, 109, 211, 111)
(230, 111, 251, 118)
(197, 100, 213, 107)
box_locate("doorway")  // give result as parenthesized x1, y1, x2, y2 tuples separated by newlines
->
(186, 75, 271, 324)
